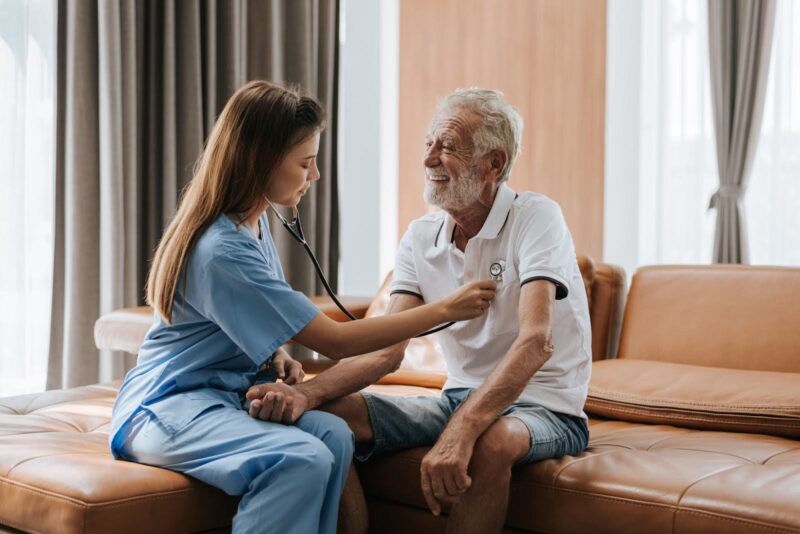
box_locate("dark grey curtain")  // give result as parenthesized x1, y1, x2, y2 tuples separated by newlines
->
(707, 0, 775, 264)
(49, 0, 339, 389)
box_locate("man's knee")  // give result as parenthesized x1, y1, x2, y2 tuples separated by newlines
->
(319, 393, 373, 443)
(471, 417, 529, 476)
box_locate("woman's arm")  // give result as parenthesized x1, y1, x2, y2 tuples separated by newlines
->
(292, 280, 496, 359)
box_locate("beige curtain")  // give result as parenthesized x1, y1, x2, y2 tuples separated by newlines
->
(49, 0, 339, 389)
(707, 0, 776, 264)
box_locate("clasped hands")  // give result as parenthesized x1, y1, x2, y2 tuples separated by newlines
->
(245, 348, 309, 424)
(245, 349, 476, 516)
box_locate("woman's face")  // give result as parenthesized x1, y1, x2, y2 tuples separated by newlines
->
(265, 131, 321, 207)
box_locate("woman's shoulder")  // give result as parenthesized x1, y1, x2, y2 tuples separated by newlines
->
(192, 214, 262, 269)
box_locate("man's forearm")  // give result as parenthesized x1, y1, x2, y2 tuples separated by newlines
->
(296, 292, 422, 409)
(446, 333, 553, 441)
(445, 280, 556, 442)
(297, 347, 406, 409)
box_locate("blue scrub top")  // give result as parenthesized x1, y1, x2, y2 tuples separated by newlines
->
(109, 212, 319, 458)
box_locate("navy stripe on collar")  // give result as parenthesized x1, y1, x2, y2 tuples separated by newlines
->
(434, 219, 445, 247)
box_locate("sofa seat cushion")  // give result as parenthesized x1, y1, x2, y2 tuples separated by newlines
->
(358, 418, 800, 533)
(4, 380, 799, 533)
(586, 359, 800, 438)
(0, 380, 440, 534)
(0, 383, 237, 534)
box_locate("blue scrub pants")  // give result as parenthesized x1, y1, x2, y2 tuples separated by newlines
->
(120, 406, 354, 534)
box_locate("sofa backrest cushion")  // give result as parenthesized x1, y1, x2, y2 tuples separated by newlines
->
(586, 359, 800, 438)
(367, 256, 626, 385)
(617, 265, 800, 373)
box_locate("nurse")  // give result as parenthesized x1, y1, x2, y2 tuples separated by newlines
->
(108, 80, 496, 534)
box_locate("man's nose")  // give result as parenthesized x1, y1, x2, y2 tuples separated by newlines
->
(423, 147, 439, 168)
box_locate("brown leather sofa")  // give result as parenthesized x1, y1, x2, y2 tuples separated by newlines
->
(2, 259, 799, 533)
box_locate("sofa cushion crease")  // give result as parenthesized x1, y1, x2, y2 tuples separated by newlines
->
(587, 359, 800, 437)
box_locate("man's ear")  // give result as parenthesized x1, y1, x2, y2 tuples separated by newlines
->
(488, 149, 508, 181)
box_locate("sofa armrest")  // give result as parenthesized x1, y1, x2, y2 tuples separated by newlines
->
(589, 262, 627, 360)
(94, 306, 153, 354)
(308, 295, 373, 322)
(94, 295, 374, 354)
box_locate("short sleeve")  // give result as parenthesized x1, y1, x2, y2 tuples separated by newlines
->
(191, 242, 320, 365)
(389, 227, 423, 299)
(516, 200, 573, 300)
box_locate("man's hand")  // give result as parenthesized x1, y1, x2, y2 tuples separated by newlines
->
(420, 431, 475, 516)
(268, 348, 305, 384)
(245, 382, 309, 423)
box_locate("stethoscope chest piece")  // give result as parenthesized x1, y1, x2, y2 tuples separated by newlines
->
(489, 260, 506, 282)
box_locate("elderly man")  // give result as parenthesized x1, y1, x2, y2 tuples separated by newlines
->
(247, 88, 591, 533)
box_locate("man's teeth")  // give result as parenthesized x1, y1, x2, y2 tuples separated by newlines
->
(427, 175, 449, 181)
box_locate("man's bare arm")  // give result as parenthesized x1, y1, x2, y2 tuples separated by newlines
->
(294, 293, 424, 410)
(416, 280, 556, 514)
(443, 280, 556, 441)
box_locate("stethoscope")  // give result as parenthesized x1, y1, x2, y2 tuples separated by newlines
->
(267, 201, 505, 338)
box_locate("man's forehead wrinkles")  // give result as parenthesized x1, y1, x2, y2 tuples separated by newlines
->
(432, 116, 470, 132)
(428, 115, 475, 147)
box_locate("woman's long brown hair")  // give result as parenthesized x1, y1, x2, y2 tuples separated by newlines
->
(147, 81, 324, 324)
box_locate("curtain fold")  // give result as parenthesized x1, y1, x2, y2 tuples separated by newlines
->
(707, 0, 776, 263)
(49, 0, 340, 389)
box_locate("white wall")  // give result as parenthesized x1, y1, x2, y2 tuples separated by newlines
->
(337, 0, 398, 296)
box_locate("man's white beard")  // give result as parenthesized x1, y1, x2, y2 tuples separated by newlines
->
(423, 166, 483, 211)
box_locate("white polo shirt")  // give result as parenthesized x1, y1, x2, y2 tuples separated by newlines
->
(391, 184, 591, 418)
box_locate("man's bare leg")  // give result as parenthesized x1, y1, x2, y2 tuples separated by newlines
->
(338, 465, 368, 534)
(445, 417, 530, 534)
(321, 393, 374, 441)
(321, 393, 374, 534)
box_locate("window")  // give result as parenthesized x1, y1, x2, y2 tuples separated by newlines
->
(746, 0, 800, 265)
(605, 0, 799, 277)
(0, 0, 56, 395)
(638, 0, 718, 266)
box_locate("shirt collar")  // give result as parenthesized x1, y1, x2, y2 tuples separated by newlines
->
(475, 183, 516, 239)
(441, 183, 516, 242)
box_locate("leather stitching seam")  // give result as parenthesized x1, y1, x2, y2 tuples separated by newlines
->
(0, 474, 202, 508)
(676, 508, 800, 534)
(761, 446, 800, 465)
(586, 403, 800, 431)
(588, 390, 800, 412)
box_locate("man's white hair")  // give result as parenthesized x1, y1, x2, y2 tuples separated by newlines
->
(436, 88, 523, 183)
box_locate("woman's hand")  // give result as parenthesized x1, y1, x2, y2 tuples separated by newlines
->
(442, 280, 497, 321)
(268, 348, 305, 384)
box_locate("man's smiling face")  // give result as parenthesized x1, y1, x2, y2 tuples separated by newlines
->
(422, 110, 485, 211)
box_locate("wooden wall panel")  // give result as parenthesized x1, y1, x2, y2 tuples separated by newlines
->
(398, 0, 606, 259)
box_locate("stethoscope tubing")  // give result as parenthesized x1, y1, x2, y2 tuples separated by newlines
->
(268, 202, 453, 337)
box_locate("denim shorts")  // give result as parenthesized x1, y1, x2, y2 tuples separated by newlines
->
(357, 388, 589, 465)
